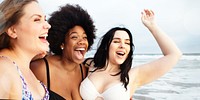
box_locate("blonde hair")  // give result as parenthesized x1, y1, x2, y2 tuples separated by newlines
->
(0, 0, 38, 49)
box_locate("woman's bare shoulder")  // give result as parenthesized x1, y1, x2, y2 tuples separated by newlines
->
(30, 57, 47, 82)
(0, 57, 21, 97)
(0, 57, 18, 74)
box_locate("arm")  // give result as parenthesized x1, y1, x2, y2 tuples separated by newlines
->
(130, 9, 182, 87)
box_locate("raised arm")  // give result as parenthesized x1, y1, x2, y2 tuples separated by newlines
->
(130, 9, 182, 87)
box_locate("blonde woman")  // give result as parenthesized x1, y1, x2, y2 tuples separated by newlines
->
(0, 0, 51, 99)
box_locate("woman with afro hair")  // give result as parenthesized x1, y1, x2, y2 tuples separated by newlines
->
(31, 4, 96, 100)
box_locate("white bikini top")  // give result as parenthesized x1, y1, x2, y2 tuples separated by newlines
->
(80, 77, 130, 100)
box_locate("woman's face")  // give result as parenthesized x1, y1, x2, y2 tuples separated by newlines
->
(108, 30, 130, 65)
(63, 26, 88, 64)
(11, 1, 51, 55)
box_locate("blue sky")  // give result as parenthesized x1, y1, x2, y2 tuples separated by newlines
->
(3, 0, 199, 54)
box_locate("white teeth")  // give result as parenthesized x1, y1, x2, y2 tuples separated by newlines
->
(39, 34, 48, 39)
(117, 51, 125, 55)
(76, 48, 85, 51)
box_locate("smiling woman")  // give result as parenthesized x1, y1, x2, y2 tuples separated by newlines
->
(30, 4, 96, 100)
(80, 9, 182, 100)
(0, 0, 51, 99)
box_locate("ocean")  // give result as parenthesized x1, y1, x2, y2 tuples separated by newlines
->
(86, 52, 200, 100)
(132, 54, 200, 100)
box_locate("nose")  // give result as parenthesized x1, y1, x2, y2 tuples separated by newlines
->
(78, 38, 86, 45)
(43, 21, 51, 29)
(119, 42, 125, 48)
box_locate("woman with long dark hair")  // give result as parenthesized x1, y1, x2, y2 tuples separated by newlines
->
(80, 9, 182, 100)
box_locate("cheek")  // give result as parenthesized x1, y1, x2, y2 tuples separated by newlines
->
(126, 45, 131, 51)
(127, 48, 131, 53)
(108, 47, 116, 56)
(67, 39, 75, 46)
(125, 46, 131, 56)
(109, 45, 117, 55)
(85, 41, 89, 47)
(109, 43, 116, 49)
(108, 50, 114, 59)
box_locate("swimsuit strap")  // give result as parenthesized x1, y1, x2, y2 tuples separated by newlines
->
(43, 57, 84, 100)
(43, 57, 50, 91)
(80, 64, 84, 81)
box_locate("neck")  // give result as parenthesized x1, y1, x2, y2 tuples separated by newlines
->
(104, 61, 120, 73)
(60, 56, 80, 72)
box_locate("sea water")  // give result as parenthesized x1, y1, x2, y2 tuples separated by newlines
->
(132, 54, 200, 100)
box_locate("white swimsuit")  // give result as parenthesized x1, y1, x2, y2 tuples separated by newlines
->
(80, 77, 130, 100)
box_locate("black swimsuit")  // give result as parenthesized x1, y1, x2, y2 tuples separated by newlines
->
(43, 57, 84, 100)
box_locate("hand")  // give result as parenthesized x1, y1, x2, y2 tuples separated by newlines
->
(141, 9, 156, 28)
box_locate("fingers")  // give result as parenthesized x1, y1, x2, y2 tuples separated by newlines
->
(141, 9, 156, 27)
(143, 9, 154, 16)
(150, 9, 154, 15)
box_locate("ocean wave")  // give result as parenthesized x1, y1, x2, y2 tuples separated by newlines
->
(134, 54, 200, 61)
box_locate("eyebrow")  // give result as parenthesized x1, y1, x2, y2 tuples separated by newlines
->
(113, 37, 130, 41)
(30, 14, 41, 18)
(30, 14, 46, 19)
(69, 31, 86, 35)
(69, 32, 78, 35)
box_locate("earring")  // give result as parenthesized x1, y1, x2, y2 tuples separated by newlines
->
(60, 45, 64, 50)
(60, 43, 64, 50)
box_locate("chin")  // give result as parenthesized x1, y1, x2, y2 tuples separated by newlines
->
(117, 61, 125, 65)
(41, 47, 49, 52)
(76, 59, 84, 64)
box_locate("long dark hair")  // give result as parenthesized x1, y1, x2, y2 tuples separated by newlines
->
(93, 27, 134, 90)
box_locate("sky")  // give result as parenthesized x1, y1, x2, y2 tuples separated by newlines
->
(1, 0, 199, 54)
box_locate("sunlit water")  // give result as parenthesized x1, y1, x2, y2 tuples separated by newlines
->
(132, 54, 200, 100)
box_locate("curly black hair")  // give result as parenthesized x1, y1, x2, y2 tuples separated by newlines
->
(47, 4, 96, 55)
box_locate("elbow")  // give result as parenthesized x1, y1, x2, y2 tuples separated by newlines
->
(166, 49, 182, 60)
(174, 49, 182, 60)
